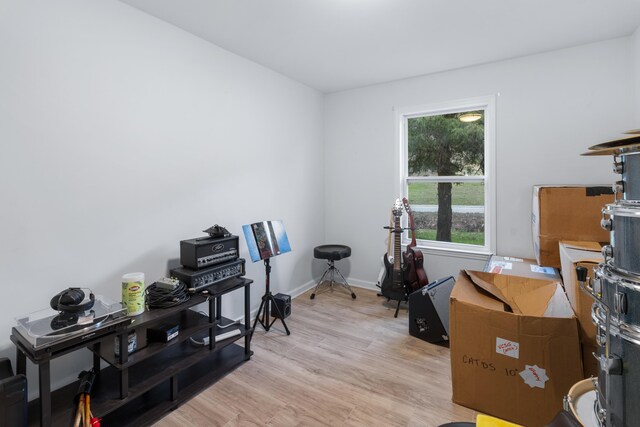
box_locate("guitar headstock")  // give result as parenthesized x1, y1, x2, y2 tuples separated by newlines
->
(402, 197, 412, 215)
(392, 198, 403, 218)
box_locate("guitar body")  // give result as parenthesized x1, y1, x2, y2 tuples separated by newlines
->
(381, 253, 406, 301)
(402, 249, 417, 290)
(377, 211, 395, 289)
(402, 197, 429, 291)
(403, 248, 428, 291)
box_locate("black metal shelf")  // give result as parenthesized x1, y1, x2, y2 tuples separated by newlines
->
(33, 343, 249, 427)
(19, 276, 253, 427)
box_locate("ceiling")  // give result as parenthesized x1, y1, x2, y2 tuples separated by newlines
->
(119, 0, 640, 93)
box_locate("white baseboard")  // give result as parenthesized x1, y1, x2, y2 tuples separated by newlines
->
(289, 279, 317, 299)
(344, 278, 379, 291)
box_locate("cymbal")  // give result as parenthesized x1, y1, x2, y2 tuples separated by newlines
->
(588, 135, 640, 150)
(582, 142, 640, 156)
(581, 147, 620, 156)
(624, 129, 640, 135)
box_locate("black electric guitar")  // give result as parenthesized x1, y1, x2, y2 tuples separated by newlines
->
(380, 199, 410, 317)
(377, 209, 394, 288)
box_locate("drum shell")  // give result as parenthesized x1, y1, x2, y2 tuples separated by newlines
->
(618, 152, 640, 203)
(593, 305, 640, 427)
(565, 379, 600, 427)
(595, 263, 640, 328)
(603, 204, 640, 274)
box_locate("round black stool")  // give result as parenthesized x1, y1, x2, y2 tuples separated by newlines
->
(312, 244, 356, 300)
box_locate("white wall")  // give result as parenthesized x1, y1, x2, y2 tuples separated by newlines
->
(0, 0, 324, 393)
(324, 38, 635, 285)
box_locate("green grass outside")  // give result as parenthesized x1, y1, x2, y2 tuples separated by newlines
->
(414, 229, 485, 246)
(408, 182, 484, 205)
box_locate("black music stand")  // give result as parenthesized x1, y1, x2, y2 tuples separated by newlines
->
(242, 220, 291, 336)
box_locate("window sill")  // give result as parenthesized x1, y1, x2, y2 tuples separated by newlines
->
(404, 244, 492, 261)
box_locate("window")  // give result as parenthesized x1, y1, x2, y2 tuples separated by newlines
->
(397, 96, 496, 254)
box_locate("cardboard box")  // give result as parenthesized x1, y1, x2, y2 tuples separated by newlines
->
(484, 255, 561, 281)
(450, 270, 582, 427)
(558, 241, 602, 349)
(532, 185, 613, 268)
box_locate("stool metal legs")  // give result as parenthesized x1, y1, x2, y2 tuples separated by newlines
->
(310, 260, 357, 300)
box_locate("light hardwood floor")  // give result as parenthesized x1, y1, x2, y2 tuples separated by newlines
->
(154, 285, 477, 427)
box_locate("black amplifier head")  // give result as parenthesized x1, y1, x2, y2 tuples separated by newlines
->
(180, 235, 239, 270)
(170, 259, 245, 291)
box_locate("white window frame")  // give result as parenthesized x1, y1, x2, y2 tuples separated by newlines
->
(396, 95, 496, 256)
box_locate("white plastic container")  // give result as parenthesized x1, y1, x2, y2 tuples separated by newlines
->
(121, 272, 145, 316)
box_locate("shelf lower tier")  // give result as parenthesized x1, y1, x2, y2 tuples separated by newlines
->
(28, 341, 251, 426)
(91, 310, 215, 369)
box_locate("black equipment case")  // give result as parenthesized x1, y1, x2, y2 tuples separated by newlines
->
(408, 276, 455, 343)
(0, 358, 27, 427)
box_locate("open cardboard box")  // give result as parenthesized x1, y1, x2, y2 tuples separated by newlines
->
(450, 270, 582, 427)
(559, 241, 603, 378)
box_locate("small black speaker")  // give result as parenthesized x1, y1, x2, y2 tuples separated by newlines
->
(271, 293, 291, 319)
(409, 276, 455, 344)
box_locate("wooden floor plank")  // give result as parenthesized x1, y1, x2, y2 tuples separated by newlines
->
(153, 287, 476, 426)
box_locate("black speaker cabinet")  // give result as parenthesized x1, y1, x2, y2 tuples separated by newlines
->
(271, 293, 291, 319)
(408, 276, 455, 343)
(0, 358, 27, 427)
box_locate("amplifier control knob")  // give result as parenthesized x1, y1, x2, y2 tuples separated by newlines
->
(613, 161, 624, 174)
(602, 245, 613, 260)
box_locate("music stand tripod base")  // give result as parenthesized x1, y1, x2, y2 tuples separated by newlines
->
(251, 258, 290, 337)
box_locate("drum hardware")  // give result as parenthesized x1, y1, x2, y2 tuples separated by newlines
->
(577, 267, 614, 427)
(600, 203, 640, 274)
(611, 152, 640, 204)
(593, 278, 603, 299)
(594, 262, 640, 326)
(614, 292, 628, 315)
(578, 266, 602, 300)
(613, 181, 624, 200)
(601, 355, 623, 376)
(613, 160, 624, 175)
(601, 245, 613, 261)
(601, 205, 613, 231)
(596, 325, 607, 347)
(617, 321, 640, 342)
(596, 402, 607, 427)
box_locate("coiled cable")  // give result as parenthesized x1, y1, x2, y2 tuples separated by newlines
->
(145, 281, 190, 309)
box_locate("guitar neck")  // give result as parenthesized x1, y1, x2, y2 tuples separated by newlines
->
(402, 198, 418, 247)
(393, 217, 402, 271)
(408, 213, 417, 247)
